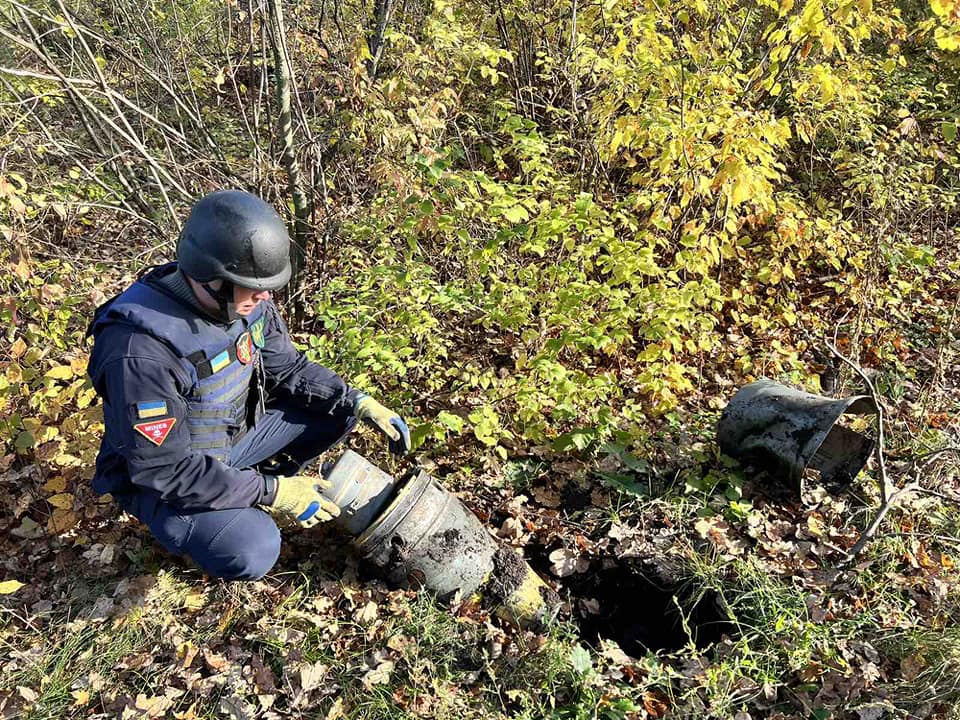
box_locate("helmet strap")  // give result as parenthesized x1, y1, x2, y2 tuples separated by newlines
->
(200, 280, 237, 322)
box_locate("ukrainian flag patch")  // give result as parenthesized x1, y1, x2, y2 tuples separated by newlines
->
(136, 400, 168, 419)
(210, 350, 231, 373)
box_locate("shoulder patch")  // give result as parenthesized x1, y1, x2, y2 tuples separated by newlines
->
(136, 400, 168, 419)
(236, 331, 254, 365)
(250, 317, 266, 349)
(134, 418, 176, 446)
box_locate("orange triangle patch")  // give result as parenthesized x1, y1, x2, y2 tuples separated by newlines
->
(134, 417, 176, 446)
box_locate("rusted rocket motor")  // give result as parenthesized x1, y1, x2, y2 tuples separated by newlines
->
(321, 450, 558, 627)
(717, 378, 878, 494)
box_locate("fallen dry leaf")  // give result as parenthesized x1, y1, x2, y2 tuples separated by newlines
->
(548, 548, 589, 577)
(11, 517, 42, 539)
(299, 661, 329, 693)
(82, 544, 116, 566)
(497, 516, 525, 542)
(128, 693, 172, 719)
(362, 660, 395, 689)
(90, 595, 115, 621)
(42, 476, 67, 493)
(643, 690, 670, 717)
(357, 600, 379, 624)
(251, 652, 278, 695)
(695, 517, 747, 557)
(0, 579, 25, 595)
(183, 588, 206, 611)
(47, 508, 78, 534)
(177, 641, 199, 669)
(532, 486, 561, 507)
(202, 648, 230, 673)
(46, 492, 74, 509)
(900, 653, 926, 681)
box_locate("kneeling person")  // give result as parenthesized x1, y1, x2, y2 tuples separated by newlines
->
(87, 190, 410, 580)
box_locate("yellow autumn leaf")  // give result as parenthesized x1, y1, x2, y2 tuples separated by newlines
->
(173, 704, 201, 720)
(325, 697, 345, 720)
(930, 0, 956, 18)
(183, 588, 207, 611)
(11, 337, 27, 359)
(45, 366, 74, 380)
(730, 174, 753, 206)
(935, 25, 960, 51)
(43, 476, 68, 493)
(47, 492, 74, 509)
(0, 579, 25, 594)
(71, 689, 90, 707)
(48, 508, 78, 534)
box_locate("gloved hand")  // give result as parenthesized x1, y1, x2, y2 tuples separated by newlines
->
(354, 393, 411, 455)
(268, 475, 341, 528)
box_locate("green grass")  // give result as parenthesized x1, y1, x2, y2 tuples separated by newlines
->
(2, 582, 165, 719)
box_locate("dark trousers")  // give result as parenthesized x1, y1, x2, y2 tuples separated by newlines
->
(118, 402, 356, 580)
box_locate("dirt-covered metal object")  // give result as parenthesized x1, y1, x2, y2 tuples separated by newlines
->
(717, 378, 877, 493)
(355, 467, 499, 598)
(487, 548, 561, 627)
(329, 452, 559, 626)
(321, 449, 398, 535)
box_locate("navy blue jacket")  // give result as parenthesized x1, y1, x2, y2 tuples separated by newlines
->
(87, 263, 352, 511)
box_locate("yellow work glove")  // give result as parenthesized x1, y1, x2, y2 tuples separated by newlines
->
(354, 393, 411, 455)
(268, 475, 341, 528)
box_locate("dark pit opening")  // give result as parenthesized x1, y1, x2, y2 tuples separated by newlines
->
(558, 562, 735, 655)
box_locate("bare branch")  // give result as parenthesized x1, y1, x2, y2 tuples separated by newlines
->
(826, 340, 890, 502)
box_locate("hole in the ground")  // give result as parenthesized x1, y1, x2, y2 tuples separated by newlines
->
(559, 562, 735, 655)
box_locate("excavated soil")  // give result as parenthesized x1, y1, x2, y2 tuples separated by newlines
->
(484, 547, 528, 603)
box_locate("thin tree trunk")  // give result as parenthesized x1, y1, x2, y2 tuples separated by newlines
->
(366, 0, 394, 80)
(266, 0, 311, 302)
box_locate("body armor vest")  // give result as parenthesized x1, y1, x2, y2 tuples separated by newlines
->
(89, 266, 267, 462)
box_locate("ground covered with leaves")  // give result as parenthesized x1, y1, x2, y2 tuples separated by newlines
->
(2, 0, 960, 717)
(2, 251, 960, 719)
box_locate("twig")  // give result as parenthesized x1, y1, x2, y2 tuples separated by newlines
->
(0, 76, 142, 221)
(839, 436, 960, 564)
(825, 337, 912, 566)
(568, 0, 578, 139)
(0, 66, 94, 85)
(826, 340, 889, 503)
(843, 481, 920, 562)
(0, 16, 190, 204)
(7, 0, 227, 163)
(913, 446, 960, 467)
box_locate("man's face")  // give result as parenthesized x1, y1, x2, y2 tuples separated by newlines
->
(201, 279, 271, 317)
(232, 284, 272, 316)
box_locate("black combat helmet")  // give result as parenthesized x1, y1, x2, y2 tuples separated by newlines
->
(177, 190, 292, 291)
